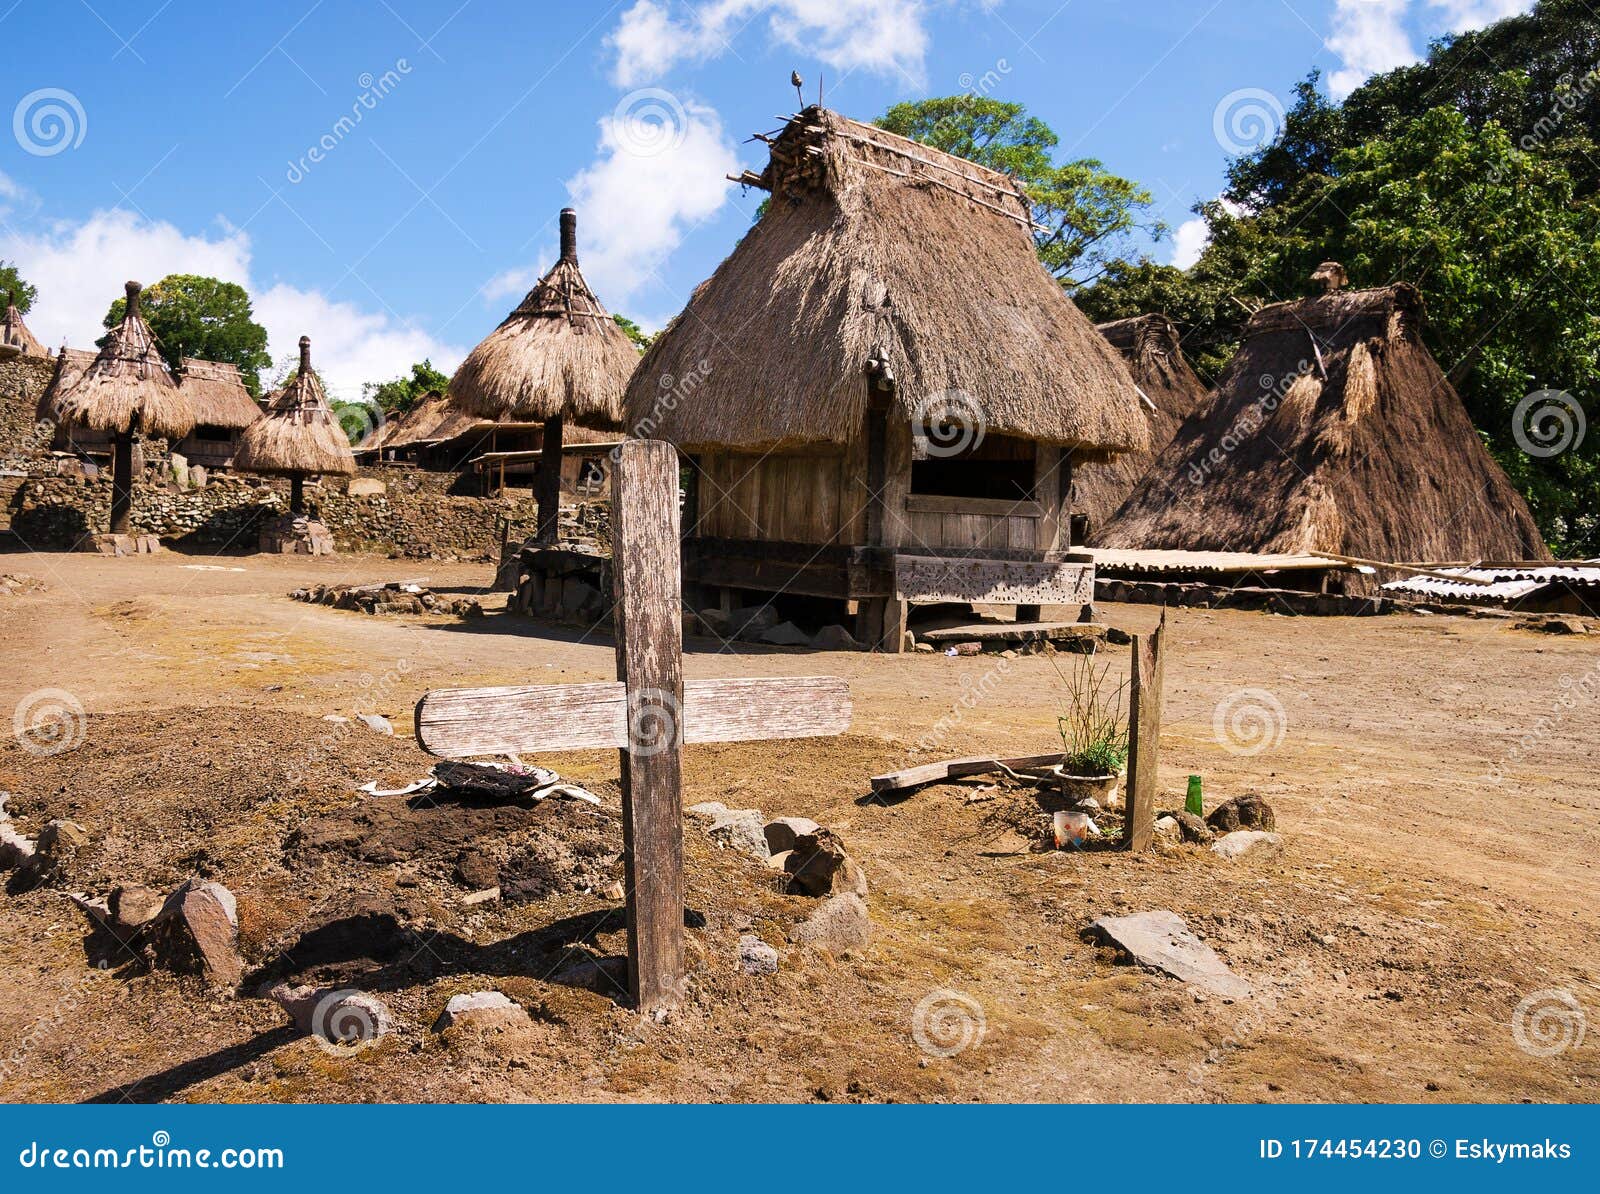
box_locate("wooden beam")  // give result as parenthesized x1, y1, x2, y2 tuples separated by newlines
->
(870, 752, 1068, 794)
(895, 555, 1093, 605)
(612, 439, 685, 1013)
(1123, 608, 1167, 852)
(415, 676, 852, 757)
(536, 414, 564, 543)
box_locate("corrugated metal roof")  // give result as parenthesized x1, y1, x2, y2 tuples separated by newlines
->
(1383, 563, 1600, 601)
(1088, 548, 1355, 575)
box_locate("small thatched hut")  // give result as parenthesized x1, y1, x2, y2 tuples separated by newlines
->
(622, 106, 1148, 648)
(1076, 314, 1209, 539)
(449, 208, 638, 541)
(1100, 278, 1550, 565)
(1, 291, 45, 358)
(175, 358, 262, 469)
(47, 281, 193, 536)
(37, 348, 113, 459)
(233, 336, 354, 513)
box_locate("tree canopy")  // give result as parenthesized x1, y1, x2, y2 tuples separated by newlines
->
(362, 359, 450, 416)
(0, 261, 37, 312)
(612, 314, 654, 350)
(102, 274, 272, 397)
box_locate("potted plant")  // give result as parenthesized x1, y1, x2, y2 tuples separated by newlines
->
(1052, 652, 1129, 809)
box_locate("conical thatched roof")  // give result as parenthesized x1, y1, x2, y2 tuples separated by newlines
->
(36, 347, 97, 422)
(1078, 314, 1209, 537)
(623, 106, 1148, 455)
(178, 358, 263, 430)
(48, 281, 192, 439)
(448, 209, 637, 428)
(232, 336, 355, 477)
(1, 291, 45, 357)
(1100, 283, 1550, 563)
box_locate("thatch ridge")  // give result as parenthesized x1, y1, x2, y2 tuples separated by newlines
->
(48, 282, 193, 440)
(178, 358, 263, 430)
(448, 209, 638, 427)
(2, 294, 45, 356)
(1099, 284, 1550, 563)
(1078, 314, 1209, 536)
(232, 337, 355, 477)
(622, 106, 1148, 455)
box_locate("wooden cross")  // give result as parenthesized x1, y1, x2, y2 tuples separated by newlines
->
(414, 440, 852, 1012)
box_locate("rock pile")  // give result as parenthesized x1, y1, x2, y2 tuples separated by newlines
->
(291, 581, 484, 617)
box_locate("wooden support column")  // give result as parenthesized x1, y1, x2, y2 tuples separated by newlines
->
(536, 414, 564, 544)
(612, 439, 686, 1012)
(109, 434, 134, 535)
(1124, 608, 1167, 852)
(289, 474, 305, 516)
(860, 390, 896, 649)
(1059, 451, 1076, 548)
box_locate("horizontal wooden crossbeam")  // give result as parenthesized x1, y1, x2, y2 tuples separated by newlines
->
(415, 676, 852, 759)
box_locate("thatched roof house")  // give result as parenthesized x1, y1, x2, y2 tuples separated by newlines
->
(37, 348, 96, 421)
(177, 358, 262, 430)
(47, 282, 191, 441)
(233, 336, 354, 480)
(449, 209, 637, 427)
(626, 107, 1146, 456)
(1100, 282, 1550, 564)
(1077, 314, 1209, 538)
(1, 292, 45, 357)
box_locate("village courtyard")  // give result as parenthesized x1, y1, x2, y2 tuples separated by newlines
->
(0, 547, 1593, 1104)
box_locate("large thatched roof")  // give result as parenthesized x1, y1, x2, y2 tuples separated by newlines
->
(178, 358, 263, 431)
(1, 292, 45, 357)
(368, 389, 618, 457)
(36, 348, 97, 422)
(232, 337, 355, 477)
(1078, 314, 1209, 537)
(448, 209, 637, 428)
(47, 281, 192, 439)
(1100, 283, 1550, 563)
(622, 106, 1148, 455)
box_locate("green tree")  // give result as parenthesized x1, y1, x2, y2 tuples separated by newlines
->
(102, 274, 272, 396)
(362, 359, 450, 416)
(876, 96, 1164, 288)
(612, 314, 654, 350)
(0, 261, 37, 311)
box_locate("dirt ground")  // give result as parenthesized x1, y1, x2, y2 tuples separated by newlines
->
(0, 547, 1595, 1104)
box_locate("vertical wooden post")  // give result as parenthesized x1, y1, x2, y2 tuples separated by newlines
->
(1059, 451, 1076, 548)
(536, 414, 564, 543)
(1124, 608, 1166, 852)
(289, 474, 305, 516)
(109, 434, 134, 534)
(612, 439, 686, 1012)
(861, 394, 894, 649)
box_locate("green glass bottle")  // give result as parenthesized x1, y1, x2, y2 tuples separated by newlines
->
(1186, 775, 1204, 816)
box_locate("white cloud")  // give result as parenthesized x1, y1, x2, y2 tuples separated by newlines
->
(1170, 217, 1211, 270)
(481, 251, 553, 308)
(1326, 0, 1535, 100)
(608, 0, 934, 88)
(0, 208, 463, 403)
(565, 97, 738, 306)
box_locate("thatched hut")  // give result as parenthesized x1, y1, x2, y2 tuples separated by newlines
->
(1100, 278, 1550, 565)
(622, 106, 1148, 649)
(1, 291, 45, 358)
(232, 335, 354, 513)
(37, 348, 114, 460)
(1076, 315, 1208, 539)
(47, 281, 193, 537)
(174, 358, 262, 469)
(449, 208, 638, 541)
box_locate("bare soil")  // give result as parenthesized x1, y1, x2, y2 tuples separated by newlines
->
(0, 549, 1595, 1104)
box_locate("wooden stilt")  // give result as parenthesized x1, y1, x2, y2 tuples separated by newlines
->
(109, 434, 134, 535)
(536, 414, 564, 543)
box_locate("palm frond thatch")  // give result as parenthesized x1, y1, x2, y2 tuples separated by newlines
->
(448, 209, 637, 427)
(622, 107, 1149, 456)
(1077, 314, 1209, 536)
(1, 291, 46, 357)
(49, 281, 193, 439)
(1100, 283, 1550, 563)
(178, 358, 263, 430)
(36, 347, 97, 423)
(232, 336, 355, 477)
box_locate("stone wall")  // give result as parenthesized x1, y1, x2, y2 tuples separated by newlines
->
(0, 355, 55, 469)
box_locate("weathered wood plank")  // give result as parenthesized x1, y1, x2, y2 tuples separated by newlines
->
(535, 414, 563, 544)
(905, 494, 1042, 518)
(871, 752, 1068, 794)
(895, 555, 1094, 604)
(1124, 609, 1166, 852)
(614, 439, 686, 1013)
(917, 620, 1105, 644)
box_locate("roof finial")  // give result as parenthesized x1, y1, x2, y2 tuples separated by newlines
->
(1311, 261, 1348, 294)
(559, 208, 577, 263)
(791, 69, 805, 109)
(125, 280, 142, 317)
(298, 335, 312, 374)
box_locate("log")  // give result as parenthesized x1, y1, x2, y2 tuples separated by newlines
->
(870, 752, 1067, 794)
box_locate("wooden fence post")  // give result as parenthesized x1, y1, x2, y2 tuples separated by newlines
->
(1124, 608, 1166, 851)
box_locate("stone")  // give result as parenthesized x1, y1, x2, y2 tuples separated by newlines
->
(705, 808, 770, 860)
(110, 883, 165, 931)
(728, 605, 781, 639)
(147, 879, 243, 988)
(810, 624, 858, 651)
(1166, 810, 1213, 844)
(270, 983, 395, 1044)
(686, 801, 729, 823)
(947, 641, 982, 656)
(1211, 830, 1283, 862)
(760, 620, 812, 647)
(0, 823, 35, 870)
(1104, 626, 1133, 646)
(784, 828, 849, 896)
(698, 608, 731, 638)
(1153, 815, 1181, 844)
(790, 893, 871, 956)
(1206, 794, 1276, 834)
(432, 990, 530, 1031)
(913, 642, 935, 654)
(765, 849, 793, 871)
(357, 713, 394, 735)
(188, 465, 207, 489)
(737, 934, 779, 975)
(763, 816, 821, 855)
(553, 955, 630, 996)
(560, 579, 600, 616)
(347, 477, 387, 497)
(460, 886, 501, 906)
(1084, 910, 1250, 999)
(14, 818, 87, 886)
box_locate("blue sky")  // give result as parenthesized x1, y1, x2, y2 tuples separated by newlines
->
(0, 0, 1533, 401)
